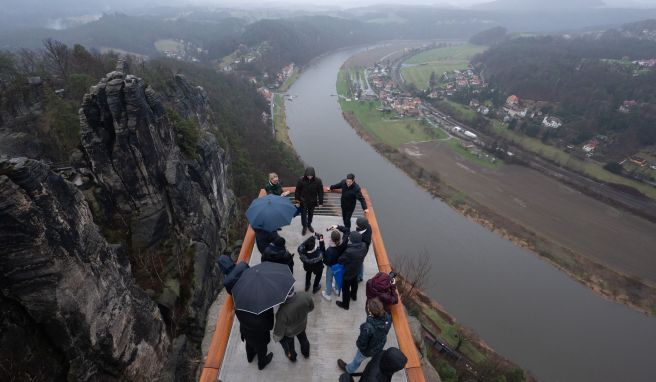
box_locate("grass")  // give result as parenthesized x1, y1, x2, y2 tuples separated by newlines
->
(422, 305, 486, 364)
(438, 100, 478, 124)
(279, 67, 300, 92)
(273, 93, 292, 146)
(401, 44, 487, 90)
(154, 39, 184, 53)
(446, 139, 503, 169)
(488, 120, 656, 199)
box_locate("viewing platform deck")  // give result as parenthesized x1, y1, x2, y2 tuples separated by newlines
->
(200, 189, 425, 382)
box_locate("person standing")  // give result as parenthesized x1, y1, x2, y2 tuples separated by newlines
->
(265, 172, 290, 196)
(273, 287, 315, 362)
(329, 173, 368, 229)
(337, 298, 392, 374)
(262, 236, 295, 273)
(322, 226, 349, 301)
(254, 228, 280, 255)
(234, 308, 274, 370)
(295, 167, 324, 235)
(365, 272, 399, 313)
(355, 217, 372, 282)
(335, 231, 368, 310)
(299, 234, 325, 294)
(217, 254, 250, 295)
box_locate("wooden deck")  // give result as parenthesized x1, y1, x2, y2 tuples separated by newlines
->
(218, 216, 406, 382)
(200, 189, 425, 382)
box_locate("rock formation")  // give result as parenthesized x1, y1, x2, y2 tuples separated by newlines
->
(1, 59, 235, 380)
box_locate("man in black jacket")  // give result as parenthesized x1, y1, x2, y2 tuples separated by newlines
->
(254, 228, 280, 255)
(329, 173, 368, 229)
(262, 237, 294, 273)
(295, 167, 324, 235)
(336, 231, 368, 310)
(338, 347, 407, 382)
(235, 308, 275, 370)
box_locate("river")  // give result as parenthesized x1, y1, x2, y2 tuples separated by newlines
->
(284, 48, 656, 381)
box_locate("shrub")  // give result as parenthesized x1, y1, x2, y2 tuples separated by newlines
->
(166, 108, 200, 159)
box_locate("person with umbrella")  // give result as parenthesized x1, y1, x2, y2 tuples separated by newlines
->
(328, 173, 368, 230)
(217, 254, 250, 295)
(272, 286, 315, 362)
(231, 262, 296, 371)
(295, 166, 324, 235)
(246, 194, 297, 254)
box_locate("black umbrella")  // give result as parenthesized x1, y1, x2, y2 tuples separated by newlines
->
(231, 262, 295, 315)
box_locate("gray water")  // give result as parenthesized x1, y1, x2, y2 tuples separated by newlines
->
(285, 49, 656, 382)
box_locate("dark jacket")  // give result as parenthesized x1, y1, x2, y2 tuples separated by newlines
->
(323, 233, 348, 266)
(265, 181, 284, 196)
(360, 347, 407, 382)
(366, 273, 399, 313)
(235, 308, 274, 346)
(356, 313, 392, 357)
(218, 255, 249, 295)
(337, 224, 371, 251)
(262, 242, 294, 273)
(295, 167, 324, 207)
(299, 240, 325, 273)
(330, 180, 367, 210)
(273, 292, 315, 341)
(338, 232, 368, 281)
(254, 228, 280, 255)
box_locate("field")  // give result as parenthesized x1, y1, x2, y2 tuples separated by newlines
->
(401, 44, 487, 90)
(337, 68, 446, 147)
(273, 94, 292, 146)
(279, 68, 300, 92)
(154, 39, 184, 53)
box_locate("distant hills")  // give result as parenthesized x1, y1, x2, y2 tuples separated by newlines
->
(476, 0, 606, 10)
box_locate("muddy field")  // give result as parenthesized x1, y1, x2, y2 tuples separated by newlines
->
(402, 140, 656, 286)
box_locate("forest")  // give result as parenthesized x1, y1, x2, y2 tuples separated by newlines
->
(472, 32, 656, 158)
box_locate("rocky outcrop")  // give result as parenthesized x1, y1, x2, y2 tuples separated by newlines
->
(0, 158, 169, 381)
(78, 60, 234, 378)
(1, 59, 235, 380)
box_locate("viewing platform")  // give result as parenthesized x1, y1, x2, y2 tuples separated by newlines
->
(200, 188, 425, 382)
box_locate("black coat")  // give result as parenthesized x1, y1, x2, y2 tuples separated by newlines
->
(357, 226, 372, 250)
(217, 255, 249, 295)
(295, 167, 324, 207)
(254, 229, 280, 255)
(330, 180, 367, 210)
(299, 240, 325, 273)
(323, 238, 348, 266)
(235, 308, 274, 347)
(345, 347, 407, 382)
(262, 243, 294, 273)
(338, 241, 368, 281)
(356, 313, 392, 357)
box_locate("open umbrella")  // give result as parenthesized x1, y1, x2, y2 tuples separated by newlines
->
(232, 262, 296, 314)
(246, 194, 297, 232)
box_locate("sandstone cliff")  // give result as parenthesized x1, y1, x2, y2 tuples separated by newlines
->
(1, 60, 235, 380)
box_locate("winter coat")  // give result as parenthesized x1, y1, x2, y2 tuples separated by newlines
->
(366, 272, 399, 313)
(299, 240, 325, 273)
(357, 227, 372, 250)
(338, 232, 368, 281)
(295, 167, 324, 207)
(235, 308, 274, 347)
(359, 347, 408, 382)
(272, 292, 315, 341)
(265, 181, 284, 196)
(262, 243, 294, 273)
(330, 180, 367, 211)
(218, 255, 249, 295)
(323, 237, 348, 266)
(254, 228, 280, 255)
(356, 313, 392, 357)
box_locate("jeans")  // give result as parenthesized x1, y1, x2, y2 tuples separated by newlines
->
(324, 265, 334, 295)
(280, 330, 310, 359)
(300, 204, 315, 228)
(346, 349, 368, 374)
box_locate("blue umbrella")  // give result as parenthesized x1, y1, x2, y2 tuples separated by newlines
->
(246, 194, 297, 232)
(232, 262, 296, 314)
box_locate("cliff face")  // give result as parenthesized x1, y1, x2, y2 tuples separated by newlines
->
(0, 158, 169, 380)
(0, 60, 235, 380)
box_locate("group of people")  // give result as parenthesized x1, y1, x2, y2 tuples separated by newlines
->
(218, 167, 407, 380)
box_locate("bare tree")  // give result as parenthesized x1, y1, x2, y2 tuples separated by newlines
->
(393, 249, 432, 299)
(15, 48, 42, 75)
(42, 38, 70, 80)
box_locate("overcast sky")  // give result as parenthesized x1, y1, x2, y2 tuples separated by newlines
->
(185, 0, 656, 8)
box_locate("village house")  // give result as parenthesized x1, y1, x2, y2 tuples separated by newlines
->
(619, 100, 638, 113)
(506, 95, 519, 107)
(582, 138, 599, 153)
(542, 116, 563, 129)
(629, 156, 648, 167)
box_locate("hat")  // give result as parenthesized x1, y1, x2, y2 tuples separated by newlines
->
(349, 231, 362, 243)
(273, 237, 286, 247)
(356, 217, 368, 229)
(346, 173, 355, 180)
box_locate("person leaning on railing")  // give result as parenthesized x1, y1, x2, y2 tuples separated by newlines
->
(327, 173, 369, 230)
(265, 172, 290, 197)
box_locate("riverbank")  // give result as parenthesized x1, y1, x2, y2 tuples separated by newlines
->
(338, 72, 656, 316)
(272, 93, 293, 146)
